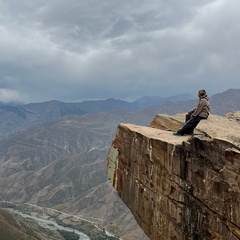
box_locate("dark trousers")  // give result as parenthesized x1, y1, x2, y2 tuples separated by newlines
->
(178, 113, 205, 135)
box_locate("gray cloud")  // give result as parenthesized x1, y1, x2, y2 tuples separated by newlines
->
(0, 0, 239, 103)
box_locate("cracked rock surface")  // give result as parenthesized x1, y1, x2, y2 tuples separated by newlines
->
(107, 112, 240, 240)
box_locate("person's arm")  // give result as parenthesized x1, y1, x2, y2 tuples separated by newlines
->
(192, 99, 205, 117)
(188, 107, 196, 115)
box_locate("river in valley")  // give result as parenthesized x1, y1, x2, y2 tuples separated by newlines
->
(11, 210, 90, 240)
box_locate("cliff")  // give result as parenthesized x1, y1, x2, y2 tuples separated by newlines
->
(106, 112, 240, 240)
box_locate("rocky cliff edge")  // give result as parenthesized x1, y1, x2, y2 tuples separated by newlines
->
(106, 112, 240, 240)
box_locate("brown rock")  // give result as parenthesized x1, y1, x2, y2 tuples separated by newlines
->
(106, 112, 240, 240)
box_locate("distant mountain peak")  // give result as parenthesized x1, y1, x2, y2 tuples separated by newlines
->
(133, 93, 194, 108)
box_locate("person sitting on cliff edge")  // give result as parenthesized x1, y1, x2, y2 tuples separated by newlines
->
(173, 89, 211, 136)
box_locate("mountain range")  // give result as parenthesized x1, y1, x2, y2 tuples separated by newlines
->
(0, 88, 239, 239)
(0, 93, 195, 136)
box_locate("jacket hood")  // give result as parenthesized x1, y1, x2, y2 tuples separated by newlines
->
(200, 94, 209, 101)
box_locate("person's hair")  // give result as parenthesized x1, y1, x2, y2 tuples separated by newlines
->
(199, 89, 206, 96)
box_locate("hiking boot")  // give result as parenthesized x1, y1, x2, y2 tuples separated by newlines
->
(173, 131, 183, 136)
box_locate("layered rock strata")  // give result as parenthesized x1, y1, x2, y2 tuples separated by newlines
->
(107, 112, 240, 240)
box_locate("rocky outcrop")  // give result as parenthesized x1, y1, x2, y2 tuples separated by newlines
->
(106, 112, 240, 240)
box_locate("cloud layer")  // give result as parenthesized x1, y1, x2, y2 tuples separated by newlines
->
(0, 0, 239, 103)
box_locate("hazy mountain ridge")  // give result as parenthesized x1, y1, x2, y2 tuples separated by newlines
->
(0, 89, 239, 137)
(0, 88, 239, 239)
(209, 88, 240, 114)
(0, 93, 193, 136)
(133, 93, 193, 108)
(138, 88, 240, 118)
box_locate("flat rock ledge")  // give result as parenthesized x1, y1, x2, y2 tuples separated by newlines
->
(107, 112, 240, 240)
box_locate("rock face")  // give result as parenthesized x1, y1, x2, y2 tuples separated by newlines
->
(106, 112, 240, 240)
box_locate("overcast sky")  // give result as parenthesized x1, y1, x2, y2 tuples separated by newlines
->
(0, 0, 239, 103)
